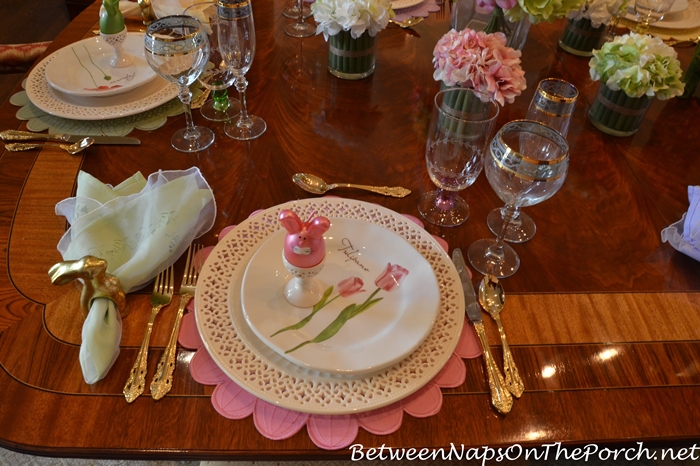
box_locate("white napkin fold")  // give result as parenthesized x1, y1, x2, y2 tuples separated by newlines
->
(661, 185, 700, 262)
(55, 167, 216, 384)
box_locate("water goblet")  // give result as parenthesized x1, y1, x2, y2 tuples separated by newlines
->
(217, 0, 267, 140)
(144, 15, 215, 153)
(184, 2, 241, 122)
(417, 88, 500, 227)
(284, 0, 315, 37)
(487, 78, 577, 243)
(634, 0, 676, 32)
(468, 120, 570, 278)
(282, 0, 312, 19)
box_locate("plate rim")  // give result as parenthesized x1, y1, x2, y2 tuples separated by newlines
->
(194, 198, 465, 415)
(392, 0, 424, 9)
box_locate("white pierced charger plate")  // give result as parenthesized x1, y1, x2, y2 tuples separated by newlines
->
(45, 33, 157, 98)
(195, 198, 465, 415)
(391, 0, 424, 9)
(241, 217, 440, 376)
(26, 51, 178, 120)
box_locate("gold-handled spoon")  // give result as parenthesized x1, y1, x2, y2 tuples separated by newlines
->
(4, 137, 95, 155)
(478, 274, 524, 398)
(389, 17, 424, 28)
(293, 173, 411, 198)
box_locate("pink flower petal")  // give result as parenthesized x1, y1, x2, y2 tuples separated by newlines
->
(178, 312, 203, 349)
(356, 403, 404, 435)
(431, 353, 466, 388)
(189, 349, 230, 385)
(402, 384, 443, 418)
(454, 322, 482, 359)
(212, 380, 257, 419)
(253, 400, 309, 440)
(307, 415, 359, 450)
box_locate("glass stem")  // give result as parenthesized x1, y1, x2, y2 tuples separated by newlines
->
(179, 84, 200, 140)
(437, 189, 457, 211)
(235, 76, 252, 129)
(486, 204, 517, 264)
(297, 0, 304, 24)
(501, 204, 522, 227)
(211, 82, 230, 112)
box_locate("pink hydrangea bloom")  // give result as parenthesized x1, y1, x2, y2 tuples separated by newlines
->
(476, 0, 517, 12)
(433, 28, 527, 106)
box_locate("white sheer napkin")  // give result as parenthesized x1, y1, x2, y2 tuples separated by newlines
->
(661, 185, 700, 262)
(55, 167, 216, 384)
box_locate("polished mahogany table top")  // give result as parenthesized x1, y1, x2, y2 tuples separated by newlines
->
(1, 0, 700, 460)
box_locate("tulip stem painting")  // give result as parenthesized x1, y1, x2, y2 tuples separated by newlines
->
(270, 263, 409, 353)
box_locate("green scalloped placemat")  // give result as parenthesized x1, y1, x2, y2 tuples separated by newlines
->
(9, 79, 205, 136)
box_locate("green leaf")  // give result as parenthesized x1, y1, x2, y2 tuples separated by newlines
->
(286, 303, 357, 353)
(270, 286, 335, 337)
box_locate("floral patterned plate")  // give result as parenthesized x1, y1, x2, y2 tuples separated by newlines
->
(45, 33, 157, 98)
(241, 217, 440, 376)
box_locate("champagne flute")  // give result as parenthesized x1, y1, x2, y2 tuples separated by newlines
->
(468, 120, 570, 278)
(634, 0, 676, 32)
(282, 0, 312, 19)
(217, 0, 266, 140)
(184, 2, 241, 122)
(284, 0, 315, 37)
(417, 88, 500, 227)
(144, 15, 215, 152)
(487, 78, 577, 243)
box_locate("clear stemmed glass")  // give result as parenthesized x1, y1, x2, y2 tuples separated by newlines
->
(217, 0, 267, 140)
(184, 2, 241, 122)
(144, 15, 215, 153)
(282, 0, 312, 19)
(487, 78, 577, 243)
(417, 88, 500, 227)
(284, 0, 315, 37)
(634, 0, 677, 32)
(468, 120, 570, 278)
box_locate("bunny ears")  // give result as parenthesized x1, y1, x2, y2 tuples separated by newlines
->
(279, 210, 331, 238)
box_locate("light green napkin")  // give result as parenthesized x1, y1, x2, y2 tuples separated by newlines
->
(55, 167, 216, 384)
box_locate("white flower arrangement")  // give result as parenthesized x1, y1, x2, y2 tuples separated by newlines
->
(312, 0, 395, 40)
(589, 33, 684, 99)
(569, 0, 628, 27)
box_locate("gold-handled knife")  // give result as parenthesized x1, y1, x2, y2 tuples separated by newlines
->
(0, 130, 140, 145)
(452, 248, 513, 415)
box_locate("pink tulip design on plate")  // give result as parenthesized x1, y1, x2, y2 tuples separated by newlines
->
(284, 263, 410, 354)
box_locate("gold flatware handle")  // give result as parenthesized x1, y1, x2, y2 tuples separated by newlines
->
(150, 294, 192, 400)
(474, 322, 513, 414)
(329, 183, 411, 198)
(4, 142, 67, 152)
(495, 317, 524, 398)
(0, 130, 67, 142)
(123, 304, 162, 403)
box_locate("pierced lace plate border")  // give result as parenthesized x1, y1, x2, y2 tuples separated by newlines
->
(194, 198, 465, 415)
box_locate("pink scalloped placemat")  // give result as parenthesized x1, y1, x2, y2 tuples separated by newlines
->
(178, 214, 482, 450)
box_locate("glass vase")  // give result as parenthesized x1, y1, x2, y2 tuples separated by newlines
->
(450, 0, 530, 50)
(327, 30, 376, 80)
(588, 83, 653, 137)
(558, 17, 606, 57)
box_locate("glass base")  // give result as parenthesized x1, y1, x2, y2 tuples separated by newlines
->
(200, 97, 241, 122)
(285, 22, 316, 38)
(417, 190, 469, 227)
(487, 208, 536, 243)
(171, 126, 215, 153)
(282, 3, 312, 18)
(224, 115, 267, 141)
(467, 238, 520, 278)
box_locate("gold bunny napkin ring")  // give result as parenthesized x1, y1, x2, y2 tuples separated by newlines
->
(49, 255, 128, 318)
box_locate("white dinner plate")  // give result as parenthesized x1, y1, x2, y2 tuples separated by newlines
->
(625, 0, 700, 29)
(241, 218, 440, 376)
(195, 198, 465, 415)
(392, 0, 424, 9)
(45, 33, 157, 98)
(26, 51, 178, 120)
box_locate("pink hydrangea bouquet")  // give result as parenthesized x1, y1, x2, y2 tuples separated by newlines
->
(433, 28, 527, 106)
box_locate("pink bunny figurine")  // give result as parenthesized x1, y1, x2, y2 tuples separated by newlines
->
(280, 210, 331, 268)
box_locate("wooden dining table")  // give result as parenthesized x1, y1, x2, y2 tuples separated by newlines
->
(1, 0, 700, 461)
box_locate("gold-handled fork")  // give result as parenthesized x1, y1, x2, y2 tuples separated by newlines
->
(150, 244, 203, 400)
(123, 265, 174, 403)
